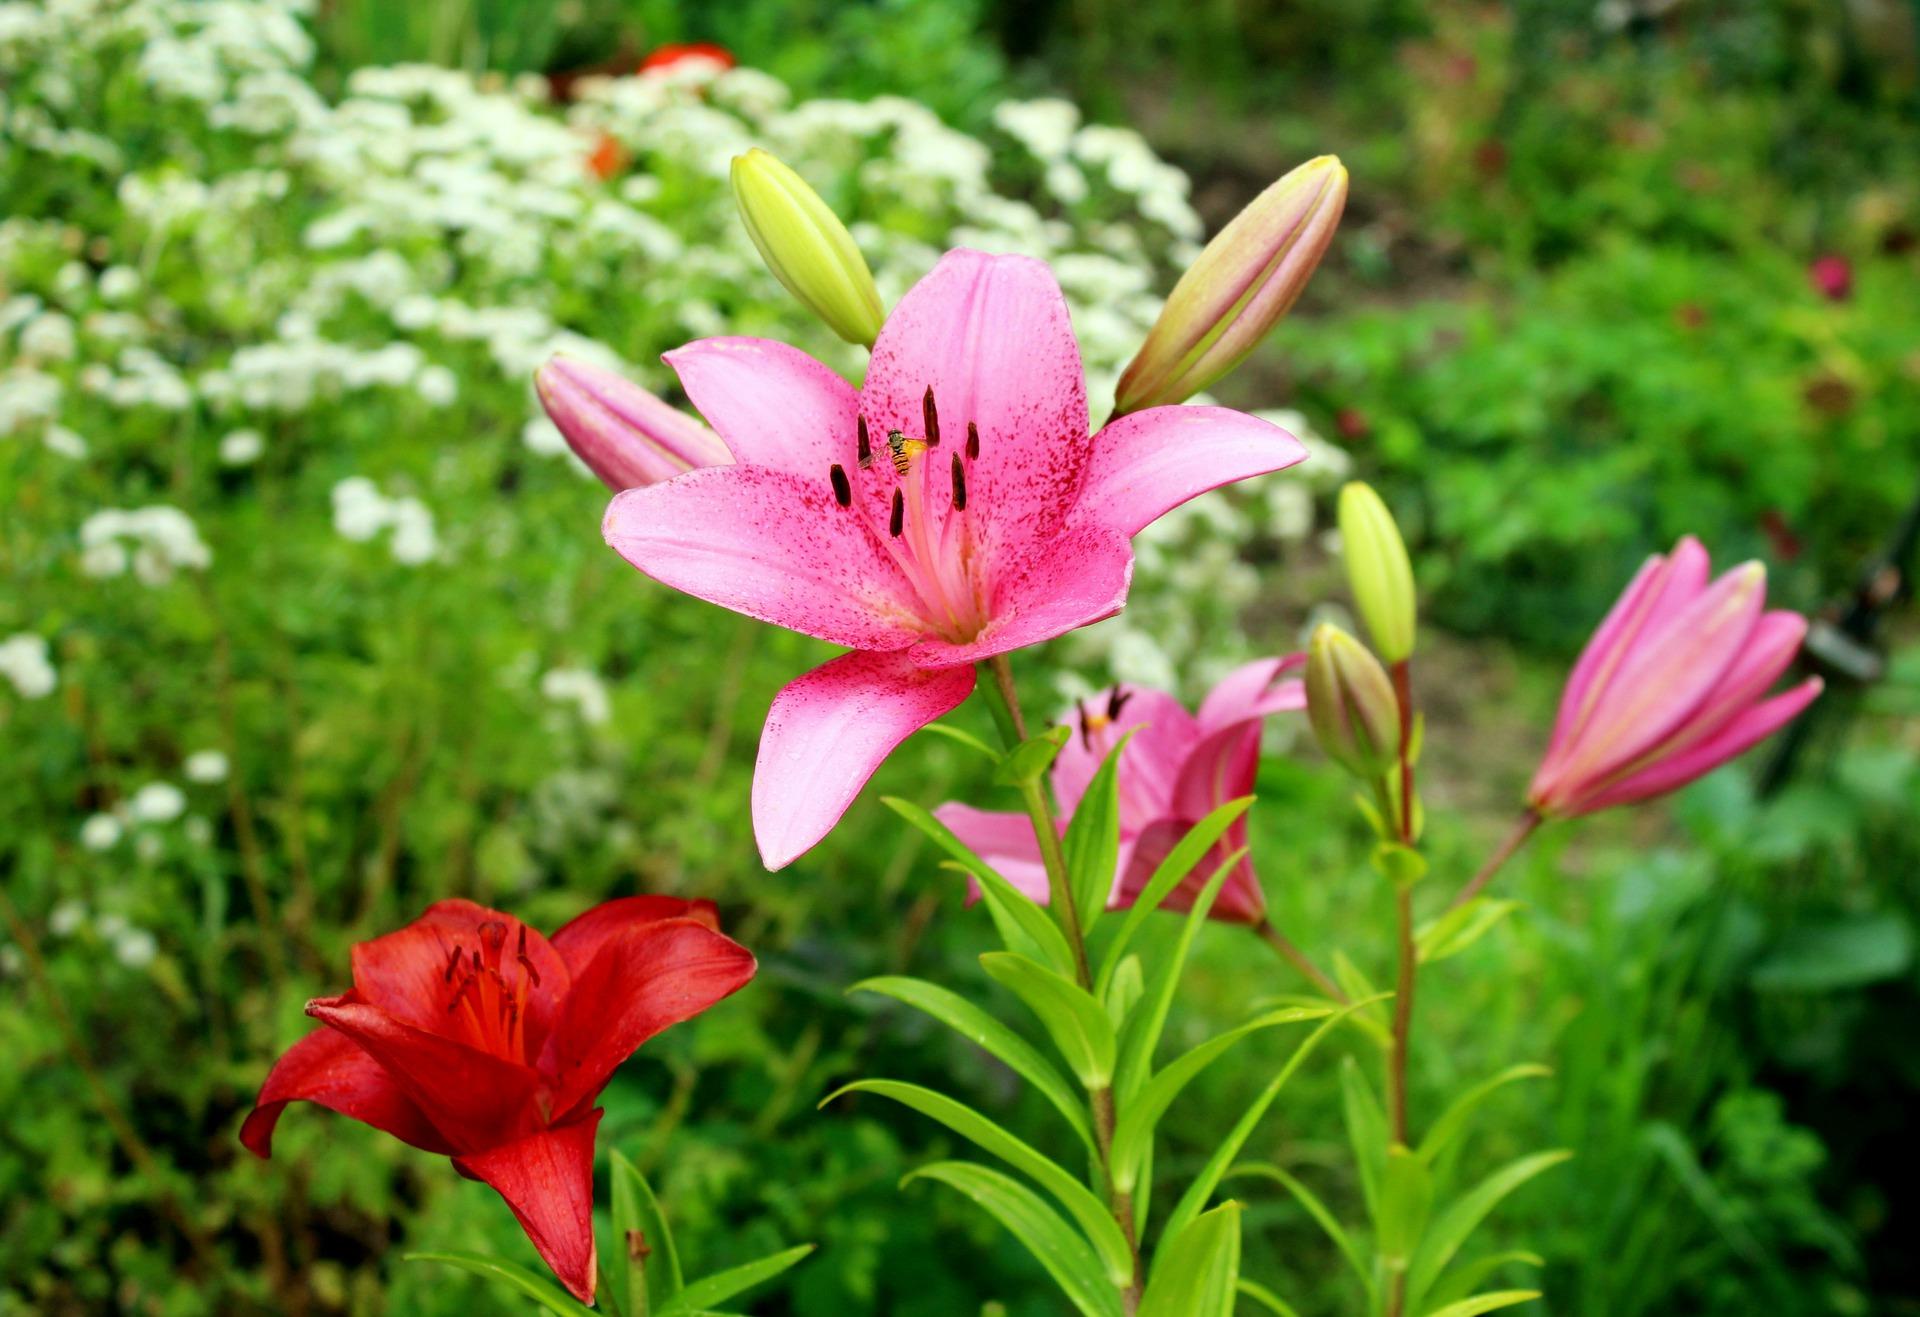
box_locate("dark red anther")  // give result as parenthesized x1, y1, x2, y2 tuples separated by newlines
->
(889, 489, 904, 537)
(965, 421, 979, 461)
(1108, 687, 1132, 720)
(856, 415, 872, 469)
(1078, 700, 1093, 750)
(444, 944, 464, 983)
(950, 453, 967, 511)
(830, 463, 852, 507)
(923, 387, 940, 446)
(516, 925, 542, 986)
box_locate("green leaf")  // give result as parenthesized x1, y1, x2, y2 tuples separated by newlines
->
(1139, 1201, 1240, 1317)
(1328, 952, 1394, 1046)
(1417, 1065, 1552, 1165)
(1095, 797, 1252, 999)
(402, 1253, 596, 1315)
(1160, 994, 1389, 1248)
(1104, 953, 1144, 1032)
(822, 1080, 1134, 1287)
(1109, 1006, 1332, 1195)
(1339, 1057, 1389, 1222)
(902, 1162, 1123, 1317)
(1423, 1252, 1544, 1311)
(848, 975, 1094, 1155)
(1372, 841, 1428, 887)
(994, 725, 1072, 786)
(980, 951, 1117, 1089)
(1749, 912, 1914, 992)
(1237, 1278, 1304, 1317)
(1378, 1144, 1433, 1271)
(1229, 1163, 1372, 1296)
(1063, 732, 1132, 939)
(1421, 1290, 1543, 1317)
(1113, 854, 1237, 1102)
(609, 1149, 681, 1310)
(920, 720, 1002, 761)
(1416, 898, 1523, 964)
(883, 797, 1075, 975)
(660, 1245, 813, 1315)
(1405, 1151, 1572, 1308)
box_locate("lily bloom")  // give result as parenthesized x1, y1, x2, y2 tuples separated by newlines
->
(1528, 536, 1821, 817)
(935, 657, 1305, 924)
(602, 249, 1308, 869)
(240, 897, 755, 1303)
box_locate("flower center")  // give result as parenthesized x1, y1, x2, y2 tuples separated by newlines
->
(826, 387, 986, 644)
(440, 919, 541, 1061)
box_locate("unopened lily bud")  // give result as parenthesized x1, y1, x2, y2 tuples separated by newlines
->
(535, 356, 730, 490)
(730, 148, 885, 347)
(1113, 154, 1347, 415)
(1306, 623, 1401, 781)
(1338, 482, 1416, 663)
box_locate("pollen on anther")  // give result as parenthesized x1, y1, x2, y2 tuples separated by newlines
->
(965, 421, 980, 460)
(857, 416, 872, 469)
(923, 387, 940, 446)
(830, 463, 852, 507)
(950, 453, 967, 510)
(889, 488, 905, 537)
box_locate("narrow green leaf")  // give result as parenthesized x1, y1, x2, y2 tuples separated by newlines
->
(1423, 1252, 1544, 1311)
(822, 1079, 1134, 1287)
(1110, 1007, 1332, 1195)
(1094, 797, 1251, 999)
(1228, 1163, 1372, 1295)
(1405, 1152, 1572, 1308)
(1329, 952, 1394, 1046)
(903, 1162, 1124, 1317)
(920, 721, 1001, 761)
(883, 796, 1075, 975)
(1417, 1065, 1552, 1165)
(1379, 1144, 1433, 1271)
(402, 1253, 595, 1315)
(1339, 1057, 1388, 1223)
(1113, 853, 1237, 1103)
(849, 975, 1094, 1155)
(1238, 1278, 1304, 1317)
(1139, 1201, 1240, 1317)
(1063, 732, 1133, 938)
(1104, 953, 1144, 1033)
(980, 951, 1117, 1089)
(994, 725, 1072, 786)
(1416, 898, 1522, 964)
(1421, 1290, 1542, 1317)
(1162, 995, 1390, 1247)
(609, 1149, 682, 1308)
(660, 1245, 813, 1314)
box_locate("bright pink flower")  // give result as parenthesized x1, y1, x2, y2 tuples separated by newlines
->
(1808, 254, 1852, 302)
(602, 250, 1309, 869)
(935, 657, 1305, 924)
(536, 356, 731, 490)
(240, 897, 755, 1303)
(1528, 536, 1821, 817)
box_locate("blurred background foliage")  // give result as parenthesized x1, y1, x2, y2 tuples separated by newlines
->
(3, 0, 1917, 1313)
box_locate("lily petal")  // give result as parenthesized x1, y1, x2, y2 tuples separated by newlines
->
(1171, 722, 1264, 823)
(350, 900, 570, 1053)
(934, 802, 1052, 903)
(1052, 686, 1199, 821)
(754, 649, 977, 869)
(605, 465, 923, 651)
(1574, 678, 1822, 813)
(453, 1111, 603, 1305)
(908, 525, 1134, 668)
(548, 896, 721, 978)
(240, 1024, 452, 1158)
(665, 337, 857, 477)
(862, 249, 1090, 562)
(1071, 405, 1307, 538)
(1196, 655, 1307, 732)
(1122, 816, 1265, 924)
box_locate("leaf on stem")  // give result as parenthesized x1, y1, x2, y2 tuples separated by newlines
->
(660, 1245, 814, 1314)
(993, 725, 1072, 787)
(1113, 854, 1236, 1103)
(610, 1148, 682, 1310)
(1405, 1151, 1573, 1309)
(1094, 797, 1252, 1000)
(979, 951, 1117, 1089)
(1138, 1201, 1241, 1317)
(1416, 898, 1523, 964)
(402, 1253, 597, 1315)
(1063, 732, 1133, 939)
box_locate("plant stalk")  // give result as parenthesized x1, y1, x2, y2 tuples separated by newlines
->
(1447, 809, 1543, 910)
(1251, 918, 1349, 1004)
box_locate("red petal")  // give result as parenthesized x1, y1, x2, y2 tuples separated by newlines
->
(239, 1024, 452, 1158)
(349, 900, 570, 1055)
(453, 1111, 603, 1304)
(1121, 817, 1266, 925)
(547, 896, 721, 978)
(539, 920, 756, 1119)
(306, 995, 543, 1154)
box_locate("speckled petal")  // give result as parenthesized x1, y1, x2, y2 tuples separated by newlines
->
(908, 525, 1133, 668)
(1071, 405, 1307, 538)
(664, 337, 858, 477)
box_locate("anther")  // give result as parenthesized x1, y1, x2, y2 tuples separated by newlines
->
(443, 945, 463, 983)
(830, 463, 852, 507)
(856, 415, 872, 469)
(516, 925, 541, 986)
(923, 387, 940, 446)
(950, 453, 967, 510)
(1109, 688, 1132, 720)
(889, 489, 905, 537)
(1077, 701, 1093, 750)
(966, 421, 979, 460)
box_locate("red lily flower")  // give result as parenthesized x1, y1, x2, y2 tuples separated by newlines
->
(240, 897, 756, 1303)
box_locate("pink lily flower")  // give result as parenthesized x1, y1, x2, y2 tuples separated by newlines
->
(602, 250, 1308, 869)
(934, 657, 1305, 924)
(1528, 535, 1822, 817)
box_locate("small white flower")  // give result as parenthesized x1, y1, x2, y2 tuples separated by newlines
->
(129, 781, 186, 823)
(43, 424, 88, 458)
(0, 633, 56, 699)
(48, 900, 87, 937)
(541, 666, 612, 726)
(98, 266, 141, 302)
(387, 497, 438, 564)
(416, 364, 459, 407)
(80, 813, 123, 851)
(219, 429, 264, 465)
(184, 750, 229, 783)
(114, 928, 159, 969)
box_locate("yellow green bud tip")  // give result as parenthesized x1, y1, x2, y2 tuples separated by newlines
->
(730, 148, 886, 348)
(1337, 481, 1417, 663)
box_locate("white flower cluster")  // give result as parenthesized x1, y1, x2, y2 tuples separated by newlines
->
(42, 898, 161, 969)
(331, 477, 438, 564)
(541, 666, 613, 726)
(78, 506, 212, 583)
(0, 633, 57, 698)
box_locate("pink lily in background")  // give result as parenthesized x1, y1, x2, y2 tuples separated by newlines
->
(601, 249, 1309, 869)
(536, 356, 731, 490)
(936, 657, 1305, 924)
(1528, 535, 1821, 816)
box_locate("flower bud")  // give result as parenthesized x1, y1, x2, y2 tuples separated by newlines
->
(1338, 482, 1416, 663)
(1306, 623, 1401, 781)
(535, 356, 731, 490)
(1113, 154, 1347, 415)
(730, 148, 886, 347)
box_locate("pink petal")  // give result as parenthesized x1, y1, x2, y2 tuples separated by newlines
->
(240, 1025, 452, 1158)
(861, 250, 1090, 564)
(1171, 722, 1263, 822)
(908, 525, 1134, 668)
(1196, 655, 1307, 733)
(1052, 687, 1199, 822)
(664, 337, 858, 477)
(604, 465, 925, 650)
(1120, 816, 1265, 924)
(1572, 678, 1822, 813)
(547, 896, 721, 978)
(754, 649, 977, 869)
(1070, 405, 1307, 538)
(934, 802, 1053, 904)
(453, 1111, 602, 1304)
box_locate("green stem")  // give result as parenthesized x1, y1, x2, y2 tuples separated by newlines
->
(1446, 809, 1543, 911)
(1251, 918, 1349, 1004)
(1383, 661, 1420, 1317)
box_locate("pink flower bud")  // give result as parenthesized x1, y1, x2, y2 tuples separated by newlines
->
(1808, 254, 1852, 302)
(1529, 536, 1821, 816)
(535, 356, 731, 490)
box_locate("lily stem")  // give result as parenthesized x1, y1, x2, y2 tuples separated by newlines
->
(1383, 660, 1420, 1317)
(1446, 809, 1544, 911)
(1250, 918, 1349, 1004)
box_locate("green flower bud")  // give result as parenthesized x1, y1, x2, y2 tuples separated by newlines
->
(731, 148, 886, 347)
(1338, 482, 1416, 663)
(1306, 623, 1401, 781)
